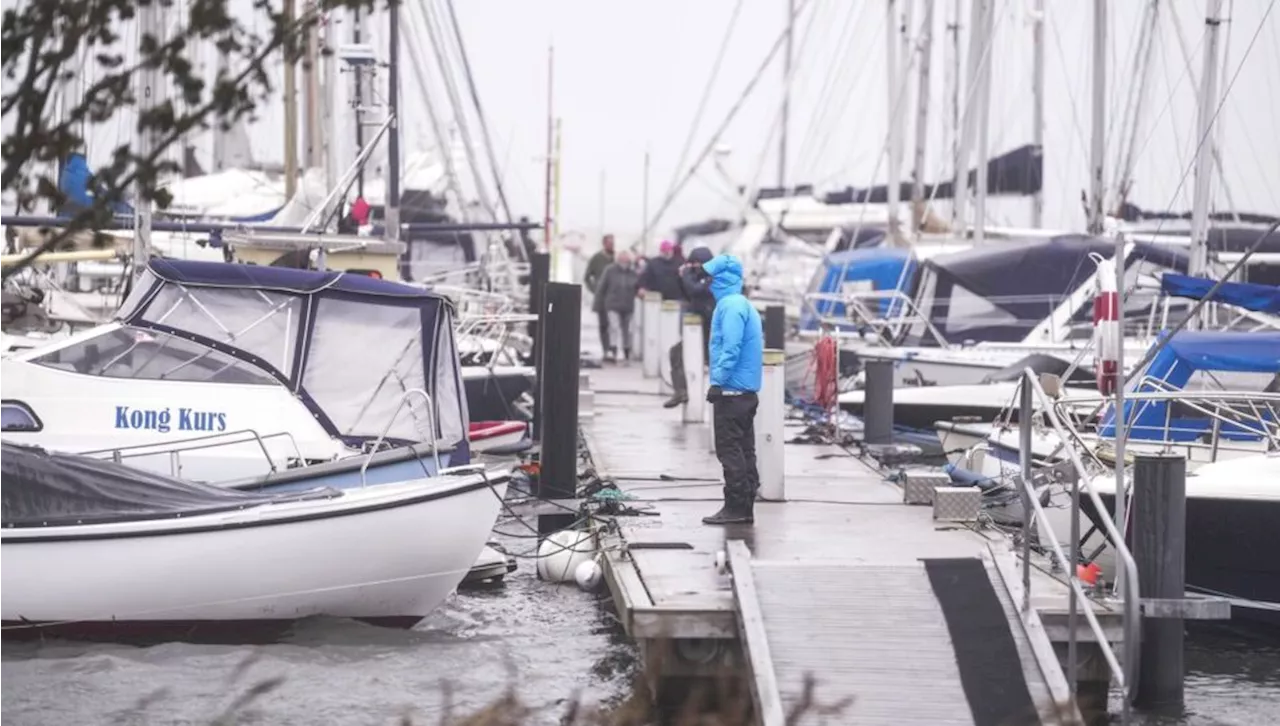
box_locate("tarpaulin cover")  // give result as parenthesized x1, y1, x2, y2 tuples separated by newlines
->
(799, 247, 916, 331)
(1098, 331, 1280, 441)
(1, 442, 339, 528)
(145, 258, 440, 299)
(1160, 273, 1280, 314)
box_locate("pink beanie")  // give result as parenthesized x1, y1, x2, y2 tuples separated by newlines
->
(659, 239, 675, 254)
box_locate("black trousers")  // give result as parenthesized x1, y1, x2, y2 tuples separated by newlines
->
(597, 309, 611, 354)
(668, 314, 712, 395)
(713, 393, 760, 510)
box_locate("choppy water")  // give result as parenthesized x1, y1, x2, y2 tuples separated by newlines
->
(3, 550, 1278, 725)
(0, 533, 641, 726)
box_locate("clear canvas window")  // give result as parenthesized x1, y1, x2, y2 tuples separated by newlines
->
(31, 326, 278, 385)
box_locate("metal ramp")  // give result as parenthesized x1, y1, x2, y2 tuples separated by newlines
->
(728, 542, 1079, 726)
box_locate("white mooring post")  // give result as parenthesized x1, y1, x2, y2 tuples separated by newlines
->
(641, 291, 661, 378)
(681, 313, 706, 423)
(756, 348, 786, 501)
(658, 300, 682, 396)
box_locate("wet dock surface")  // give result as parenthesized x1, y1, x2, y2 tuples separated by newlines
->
(582, 361, 1085, 724)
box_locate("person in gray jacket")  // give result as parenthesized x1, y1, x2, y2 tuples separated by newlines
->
(593, 251, 640, 362)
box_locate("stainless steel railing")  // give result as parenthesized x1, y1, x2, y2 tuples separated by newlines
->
(359, 388, 440, 487)
(78, 428, 304, 477)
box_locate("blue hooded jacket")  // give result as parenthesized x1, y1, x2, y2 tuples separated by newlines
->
(703, 254, 763, 392)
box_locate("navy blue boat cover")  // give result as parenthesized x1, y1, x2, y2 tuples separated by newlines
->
(1160, 273, 1280, 314)
(146, 258, 442, 299)
(1, 442, 339, 528)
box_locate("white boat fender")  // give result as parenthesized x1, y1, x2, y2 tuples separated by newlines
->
(574, 559, 603, 592)
(715, 549, 728, 575)
(535, 529, 597, 583)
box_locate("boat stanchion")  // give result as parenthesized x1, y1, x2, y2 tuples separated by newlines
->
(641, 291, 661, 379)
(763, 304, 786, 350)
(863, 359, 894, 445)
(658, 301, 682, 396)
(529, 251, 551, 442)
(756, 348, 786, 501)
(537, 281, 582, 534)
(681, 313, 707, 424)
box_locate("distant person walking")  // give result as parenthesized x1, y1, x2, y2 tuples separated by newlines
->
(583, 234, 616, 357)
(594, 251, 641, 362)
(692, 254, 763, 525)
(663, 245, 716, 408)
(637, 239, 684, 301)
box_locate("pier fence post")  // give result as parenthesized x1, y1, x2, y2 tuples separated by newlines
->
(681, 313, 707, 423)
(641, 291, 661, 378)
(1133, 452, 1187, 710)
(756, 349, 786, 501)
(529, 252, 551, 441)
(763, 304, 786, 350)
(537, 282, 582, 534)
(863, 359, 894, 445)
(658, 300, 682, 395)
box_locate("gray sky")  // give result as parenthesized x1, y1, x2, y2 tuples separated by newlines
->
(51, 0, 1280, 240)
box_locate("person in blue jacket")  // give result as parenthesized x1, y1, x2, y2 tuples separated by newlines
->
(689, 253, 763, 525)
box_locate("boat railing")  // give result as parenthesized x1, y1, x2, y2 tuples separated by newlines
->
(1051, 383, 1280, 465)
(359, 387, 439, 487)
(1015, 368, 1140, 717)
(77, 428, 304, 477)
(800, 289, 950, 348)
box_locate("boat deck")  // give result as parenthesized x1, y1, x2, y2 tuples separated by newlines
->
(582, 361, 1093, 725)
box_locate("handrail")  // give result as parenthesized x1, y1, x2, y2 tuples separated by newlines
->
(359, 387, 440, 487)
(77, 428, 303, 474)
(1016, 368, 1140, 719)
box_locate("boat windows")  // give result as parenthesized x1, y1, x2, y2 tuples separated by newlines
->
(942, 283, 1022, 340)
(1, 400, 42, 431)
(303, 298, 430, 442)
(30, 326, 278, 385)
(432, 308, 468, 445)
(140, 283, 302, 377)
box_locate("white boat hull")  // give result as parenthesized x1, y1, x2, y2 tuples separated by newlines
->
(1, 475, 507, 636)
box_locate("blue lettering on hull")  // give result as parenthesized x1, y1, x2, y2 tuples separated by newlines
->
(114, 406, 227, 433)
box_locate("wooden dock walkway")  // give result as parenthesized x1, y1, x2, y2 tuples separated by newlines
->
(580, 361, 1096, 725)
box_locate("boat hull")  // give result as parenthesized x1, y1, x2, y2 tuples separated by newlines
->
(1, 476, 507, 640)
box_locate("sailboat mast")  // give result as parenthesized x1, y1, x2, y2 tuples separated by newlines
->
(352, 6, 365, 196)
(283, 0, 299, 199)
(973, 0, 994, 245)
(910, 0, 934, 234)
(1031, 0, 1046, 228)
(386, 0, 402, 242)
(885, 0, 902, 236)
(542, 45, 554, 250)
(779, 0, 794, 188)
(1087, 0, 1107, 235)
(133, 0, 160, 276)
(303, 2, 322, 171)
(1189, 0, 1224, 285)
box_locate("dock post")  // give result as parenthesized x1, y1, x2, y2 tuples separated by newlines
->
(681, 313, 706, 423)
(529, 252, 551, 441)
(641, 291, 661, 378)
(1133, 452, 1188, 711)
(863, 359, 894, 445)
(658, 300, 682, 395)
(756, 349, 786, 501)
(763, 304, 786, 350)
(537, 281, 582, 534)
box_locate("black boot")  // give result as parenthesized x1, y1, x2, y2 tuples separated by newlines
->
(663, 390, 688, 409)
(702, 502, 753, 525)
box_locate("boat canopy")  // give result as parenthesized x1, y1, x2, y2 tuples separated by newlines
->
(31, 259, 469, 449)
(799, 247, 916, 331)
(905, 235, 1187, 345)
(1, 442, 335, 528)
(1160, 273, 1280, 314)
(1099, 331, 1280, 441)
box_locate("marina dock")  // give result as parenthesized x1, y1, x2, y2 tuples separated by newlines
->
(581, 362, 1116, 725)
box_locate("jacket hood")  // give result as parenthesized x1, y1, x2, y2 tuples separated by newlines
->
(687, 246, 714, 265)
(702, 254, 744, 300)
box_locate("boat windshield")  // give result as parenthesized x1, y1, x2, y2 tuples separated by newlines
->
(30, 324, 279, 386)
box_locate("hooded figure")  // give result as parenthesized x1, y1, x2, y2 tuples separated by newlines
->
(662, 245, 717, 409)
(699, 253, 763, 525)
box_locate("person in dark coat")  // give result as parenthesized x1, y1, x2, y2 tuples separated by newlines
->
(637, 239, 684, 301)
(663, 245, 716, 408)
(593, 250, 640, 362)
(583, 234, 616, 357)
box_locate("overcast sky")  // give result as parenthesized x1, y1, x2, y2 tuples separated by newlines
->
(40, 0, 1280, 242)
